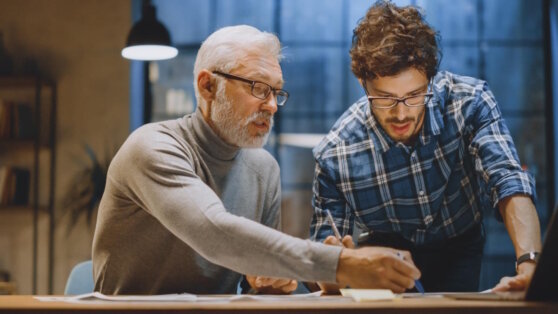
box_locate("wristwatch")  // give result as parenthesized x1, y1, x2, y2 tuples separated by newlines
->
(515, 252, 540, 271)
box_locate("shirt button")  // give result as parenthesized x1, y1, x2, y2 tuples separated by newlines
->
(419, 190, 425, 196)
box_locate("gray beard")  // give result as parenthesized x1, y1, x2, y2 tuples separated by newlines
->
(209, 84, 273, 148)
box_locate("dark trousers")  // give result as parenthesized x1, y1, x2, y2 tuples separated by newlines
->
(360, 224, 485, 292)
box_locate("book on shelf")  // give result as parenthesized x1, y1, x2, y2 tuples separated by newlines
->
(13, 103, 34, 139)
(0, 167, 8, 204)
(0, 99, 11, 139)
(0, 166, 30, 206)
(0, 100, 35, 140)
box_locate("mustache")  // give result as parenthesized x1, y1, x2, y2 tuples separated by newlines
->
(245, 111, 274, 127)
(385, 117, 414, 124)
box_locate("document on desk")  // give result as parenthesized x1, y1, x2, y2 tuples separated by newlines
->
(35, 292, 197, 303)
(34, 291, 327, 303)
(340, 289, 397, 302)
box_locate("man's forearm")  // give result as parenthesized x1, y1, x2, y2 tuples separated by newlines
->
(498, 195, 542, 258)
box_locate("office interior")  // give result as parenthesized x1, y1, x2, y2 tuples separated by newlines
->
(0, 0, 557, 295)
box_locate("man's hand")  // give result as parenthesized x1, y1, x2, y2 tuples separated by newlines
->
(492, 261, 536, 291)
(318, 235, 354, 294)
(245, 275, 298, 294)
(335, 246, 421, 293)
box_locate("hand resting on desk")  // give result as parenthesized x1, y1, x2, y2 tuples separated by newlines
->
(246, 275, 298, 294)
(492, 261, 536, 292)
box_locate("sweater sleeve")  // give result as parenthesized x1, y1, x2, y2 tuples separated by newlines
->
(111, 129, 341, 283)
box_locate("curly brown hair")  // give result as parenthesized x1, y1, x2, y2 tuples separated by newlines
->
(350, 0, 441, 81)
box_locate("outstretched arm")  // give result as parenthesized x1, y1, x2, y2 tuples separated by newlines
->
(493, 195, 541, 291)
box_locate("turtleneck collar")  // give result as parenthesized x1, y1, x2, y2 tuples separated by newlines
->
(190, 107, 240, 161)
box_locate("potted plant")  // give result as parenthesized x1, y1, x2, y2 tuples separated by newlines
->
(62, 144, 114, 232)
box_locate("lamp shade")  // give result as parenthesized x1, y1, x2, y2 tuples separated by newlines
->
(121, 2, 178, 61)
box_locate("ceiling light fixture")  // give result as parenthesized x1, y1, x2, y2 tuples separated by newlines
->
(121, 0, 178, 61)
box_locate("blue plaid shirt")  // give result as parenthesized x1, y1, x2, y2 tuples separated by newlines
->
(311, 71, 535, 245)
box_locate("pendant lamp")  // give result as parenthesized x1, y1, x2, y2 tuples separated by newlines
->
(121, 0, 178, 61)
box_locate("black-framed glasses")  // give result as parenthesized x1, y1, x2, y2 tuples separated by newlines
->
(212, 71, 289, 106)
(367, 93, 434, 109)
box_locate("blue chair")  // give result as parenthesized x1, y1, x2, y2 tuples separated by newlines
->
(64, 260, 94, 295)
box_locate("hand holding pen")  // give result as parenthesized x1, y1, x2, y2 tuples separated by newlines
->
(396, 251, 425, 294)
(324, 209, 354, 248)
(317, 210, 354, 294)
(324, 209, 424, 294)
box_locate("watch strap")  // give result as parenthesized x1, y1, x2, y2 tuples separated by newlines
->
(515, 252, 540, 271)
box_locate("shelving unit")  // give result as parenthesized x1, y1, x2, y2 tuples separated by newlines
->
(0, 76, 56, 294)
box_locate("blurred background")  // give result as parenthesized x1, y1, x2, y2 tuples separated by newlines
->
(0, 0, 557, 294)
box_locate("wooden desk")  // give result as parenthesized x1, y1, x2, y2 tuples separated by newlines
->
(0, 295, 557, 314)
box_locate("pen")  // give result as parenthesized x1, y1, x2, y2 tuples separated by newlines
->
(324, 209, 343, 242)
(396, 251, 425, 294)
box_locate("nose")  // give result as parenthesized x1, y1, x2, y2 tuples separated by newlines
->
(261, 93, 278, 115)
(391, 101, 407, 121)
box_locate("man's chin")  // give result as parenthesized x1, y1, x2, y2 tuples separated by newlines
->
(238, 133, 270, 148)
(389, 133, 412, 145)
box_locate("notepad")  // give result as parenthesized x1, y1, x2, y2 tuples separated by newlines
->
(340, 289, 396, 302)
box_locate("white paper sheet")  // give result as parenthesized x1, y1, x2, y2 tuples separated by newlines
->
(34, 290, 326, 303)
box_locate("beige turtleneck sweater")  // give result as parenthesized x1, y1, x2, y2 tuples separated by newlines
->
(92, 108, 341, 294)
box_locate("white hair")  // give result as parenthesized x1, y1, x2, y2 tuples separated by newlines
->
(193, 25, 283, 111)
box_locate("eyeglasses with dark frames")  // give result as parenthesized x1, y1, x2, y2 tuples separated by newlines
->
(367, 93, 434, 109)
(212, 71, 289, 106)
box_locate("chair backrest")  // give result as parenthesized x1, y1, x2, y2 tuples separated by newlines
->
(64, 260, 94, 295)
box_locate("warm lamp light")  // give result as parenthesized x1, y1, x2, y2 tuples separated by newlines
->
(121, 0, 177, 61)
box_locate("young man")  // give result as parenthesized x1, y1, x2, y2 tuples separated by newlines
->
(311, 1, 541, 292)
(92, 25, 421, 295)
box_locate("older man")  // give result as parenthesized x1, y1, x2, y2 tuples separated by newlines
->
(92, 25, 420, 295)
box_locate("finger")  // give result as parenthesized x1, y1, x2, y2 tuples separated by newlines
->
(507, 282, 526, 290)
(499, 276, 513, 285)
(259, 277, 277, 287)
(393, 249, 414, 264)
(270, 278, 291, 288)
(380, 278, 407, 294)
(492, 277, 513, 292)
(507, 276, 529, 290)
(342, 235, 355, 248)
(384, 267, 415, 291)
(388, 255, 421, 280)
(255, 277, 264, 287)
(492, 281, 511, 292)
(324, 235, 340, 245)
(281, 280, 298, 293)
(258, 277, 279, 287)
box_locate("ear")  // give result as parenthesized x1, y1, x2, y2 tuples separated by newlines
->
(197, 69, 216, 103)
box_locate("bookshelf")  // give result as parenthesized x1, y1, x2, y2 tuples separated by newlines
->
(0, 76, 56, 294)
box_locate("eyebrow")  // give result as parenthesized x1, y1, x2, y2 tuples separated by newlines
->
(371, 83, 428, 97)
(246, 70, 284, 87)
